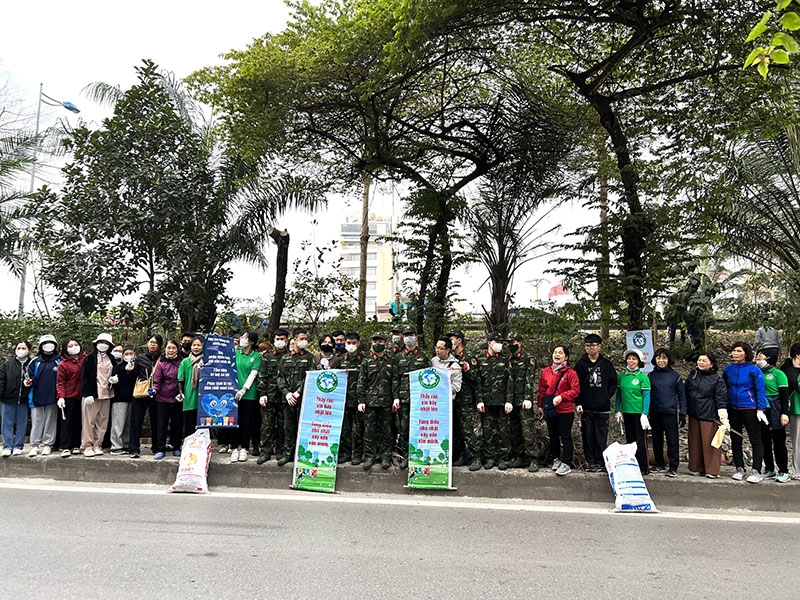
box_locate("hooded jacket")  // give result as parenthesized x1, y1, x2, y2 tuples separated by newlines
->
(57, 352, 85, 399)
(0, 355, 32, 405)
(684, 368, 727, 422)
(27, 351, 60, 407)
(574, 354, 617, 412)
(722, 362, 767, 410)
(648, 366, 687, 415)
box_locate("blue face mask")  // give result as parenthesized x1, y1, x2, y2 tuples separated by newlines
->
(335, 342, 345, 350)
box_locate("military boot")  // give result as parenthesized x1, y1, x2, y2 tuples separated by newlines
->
(469, 457, 482, 471)
(484, 458, 495, 470)
(508, 456, 527, 469)
(276, 455, 291, 467)
(497, 458, 508, 471)
(351, 454, 362, 466)
(400, 457, 408, 469)
(381, 458, 391, 469)
(256, 453, 270, 465)
(528, 459, 539, 473)
(363, 458, 375, 470)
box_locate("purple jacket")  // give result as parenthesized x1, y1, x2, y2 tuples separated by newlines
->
(152, 355, 181, 404)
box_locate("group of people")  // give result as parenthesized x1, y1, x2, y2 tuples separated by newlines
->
(2, 326, 798, 485)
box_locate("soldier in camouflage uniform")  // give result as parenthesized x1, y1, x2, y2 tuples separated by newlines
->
(256, 328, 290, 464)
(339, 331, 365, 465)
(507, 333, 540, 472)
(392, 327, 430, 468)
(448, 330, 483, 471)
(476, 333, 513, 470)
(276, 327, 313, 466)
(358, 333, 394, 470)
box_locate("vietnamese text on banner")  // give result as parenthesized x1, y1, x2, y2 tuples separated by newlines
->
(407, 367, 453, 490)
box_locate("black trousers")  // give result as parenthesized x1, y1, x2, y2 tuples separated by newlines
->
(546, 412, 574, 466)
(129, 397, 157, 455)
(623, 413, 649, 474)
(183, 409, 198, 438)
(761, 423, 788, 473)
(580, 411, 608, 466)
(729, 408, 763, 472)
(155, 402, 182, 454)
(59, 397, 83, 450)
(650, 412, 679, 471)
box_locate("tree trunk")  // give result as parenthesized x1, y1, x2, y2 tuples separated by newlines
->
(597, 146, 611, 341)
(267, 227, 290, 340)
(431, 223, 453, 342)
(358, 176, 370, 322)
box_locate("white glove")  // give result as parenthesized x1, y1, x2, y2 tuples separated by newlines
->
(288, 392, 299, 407)
(83, 396, 95, 406)
(259, 396, 268, 407)
(640, 414, 651, 430)
(57, 398, 66, 409)
(176, 393, 184, 403)
(462, 361, 470, 372)
(576, 405, 584, 415)
(615, 412, 624, 425)
(477, 402, 485, 413)
(285, 392, 294, 402)
(522, 400, 532, 410)
(125, 361, 135, 372)
(392, 398, 400, 412)
(108, 375, 119, 385)
(235, 389, 245, 402)
(717, 408, 730, 432)
(504, 402, 513, 414)
(757, 410, 768, 425)
(358, 403, 366, 413)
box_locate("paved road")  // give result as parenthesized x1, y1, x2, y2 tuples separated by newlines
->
(2, 480, 797, 599)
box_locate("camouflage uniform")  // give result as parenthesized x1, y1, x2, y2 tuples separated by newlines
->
(453, 350, 481, 467)
(276, 349, 313, 461)
(508, 350, 538, 468)
(476, 351, 512, 466)
(358, 352, 394, 466)
(339, 350, 365, 464)
(392, 347, 430, 463)
(256, 348, 287, 460)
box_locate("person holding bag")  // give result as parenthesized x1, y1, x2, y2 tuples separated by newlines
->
(538, 345, 580, 476)
(129, 334, 163, 458)
(615, 349, 652, 475)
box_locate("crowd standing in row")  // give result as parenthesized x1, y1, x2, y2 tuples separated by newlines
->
(2, 327, 798, 485)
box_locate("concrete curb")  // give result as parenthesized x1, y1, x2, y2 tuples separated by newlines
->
(2, 453, 799, 512)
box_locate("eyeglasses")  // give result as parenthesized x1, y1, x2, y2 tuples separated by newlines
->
(584, 343, 600, 348)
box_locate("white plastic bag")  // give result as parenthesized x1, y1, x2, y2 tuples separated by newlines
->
(169, 428, 212, 494)
(603, 441, 658, 512)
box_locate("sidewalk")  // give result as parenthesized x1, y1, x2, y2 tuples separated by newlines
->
(2, 452, 798, 512)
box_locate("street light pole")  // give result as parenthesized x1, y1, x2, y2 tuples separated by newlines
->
(16, 83, 79, 319)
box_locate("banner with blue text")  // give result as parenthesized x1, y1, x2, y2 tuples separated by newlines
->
(407, 368, 453, 489)
(197, 334, 239, 428)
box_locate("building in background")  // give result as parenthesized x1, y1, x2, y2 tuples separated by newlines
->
(339, 215, 395, 318)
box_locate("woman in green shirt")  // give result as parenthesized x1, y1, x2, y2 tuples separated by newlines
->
(178, 336, 204, 437)
(615, 349, 652, 475)
(756, 349, 790, 482)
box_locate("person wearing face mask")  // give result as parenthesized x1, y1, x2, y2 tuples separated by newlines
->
(230, 331, 262, 462)
(648, 348, 686, 477)
(506, 333, 539, 472)
(390, 328, 405, 357)
(685, 353, 727, 478)
(313, 334, 340, 371)
(339, 332, 365, 465)
(57, 338, 86, 457)
(722, 341, 767, 483)
(1, 341, 33, 456)
(476, 333, 513, 470)
(80, 333, 117, 457)
(755, 349, 790, 482)
(276, 328, 313, 466)
(108, 345, 137, 455)
(256, 328, 290, 464)
(615, 349, 652, 475)
(177, 337, 204, 437)
(130, 334, 163, 459)
(179, 332, 195, 360)
(391, 326, 430, 468)
(111, 345, 124, 364)
(151, 340, 183, 460)
(331, 329, 346, 358)
(26, 334, 61, 457)
(780, 343, 800, 480)
(538, 345, 580, 476)
(357, 333, 395, 469)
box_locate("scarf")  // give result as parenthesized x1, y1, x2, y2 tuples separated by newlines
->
(190, 352, 203, 389)
(552, 361, 566, 373)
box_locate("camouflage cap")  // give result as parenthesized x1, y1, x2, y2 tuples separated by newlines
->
(446, 329, 465, 340)
(487, 332, 502, 342)
(371, 332, 387, 341)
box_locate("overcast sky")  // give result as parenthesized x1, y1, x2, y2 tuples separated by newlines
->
(0, 0, 580, 318)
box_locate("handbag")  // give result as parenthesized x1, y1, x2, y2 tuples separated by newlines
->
(542, 369, 567, 420)
(132, 357, 160, 399)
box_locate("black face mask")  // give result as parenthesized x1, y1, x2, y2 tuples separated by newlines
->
(320, 344, 333, 353)
(373, 344, 386, 353)
(182, 342, 192, 352)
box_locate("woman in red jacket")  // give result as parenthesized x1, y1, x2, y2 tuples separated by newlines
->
(538, 345, 580, 476)
(56, 338, 86, 458)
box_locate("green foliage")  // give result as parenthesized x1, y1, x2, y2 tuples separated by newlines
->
(745, 1, 800, 77)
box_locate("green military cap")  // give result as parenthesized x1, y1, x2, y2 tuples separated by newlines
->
(487, 332, 502, 342)
(371, 332, 387, 341)
(509, 332, 523, 341)
(403, 326, 417, 335)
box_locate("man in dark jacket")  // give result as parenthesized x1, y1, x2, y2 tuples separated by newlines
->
(574, 334, 617, 471)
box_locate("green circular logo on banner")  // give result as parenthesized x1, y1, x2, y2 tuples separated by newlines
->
(632, 332, 647, 349)
(316, 371, 338, 393)
(419, 368, 440, 390)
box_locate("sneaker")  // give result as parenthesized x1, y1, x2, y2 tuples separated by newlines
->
(238, 449, 247, 462)
(761, 470, 777, 480)
(705, 473, 719, 479)
(230, 449, 240, 463)
(776, 473, 791, 483)
(746, 469, 763, 484)
(666, 470, 677, 478)
(732, 467, 746, 481)
(71, 448, 81, 455)
(651, 465, 665, 473)
(556, 462, 571, 476)
(61, 449, 71, 458)
(28, 446, 39, 457)
(83, 449, 95, 457)
(154, 452, 165, 460)
(166, 444, 174, 452)
(173, 450, 181, 458)
(11, 448, 22, 456)
(130, 452, 140, 459)
(93, 448, 104, 456)
(551, 458, 561, 471)
(218, 445, 229, 454)
(2, 449, 10, 457)
(41, 445, 51, 456)
(110, 449, 125, 455)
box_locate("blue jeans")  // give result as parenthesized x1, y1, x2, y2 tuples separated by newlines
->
(2, 402, 29, 450)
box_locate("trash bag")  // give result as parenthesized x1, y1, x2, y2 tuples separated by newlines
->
(169, 428, 212, 494)
(603, 441, 658, 513)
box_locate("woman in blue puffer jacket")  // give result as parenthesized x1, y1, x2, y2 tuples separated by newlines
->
(722, 341, 767, 483)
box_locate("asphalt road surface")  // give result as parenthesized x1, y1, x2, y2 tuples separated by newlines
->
(2, 480, 797, 599)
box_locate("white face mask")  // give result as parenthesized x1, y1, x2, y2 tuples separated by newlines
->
(392, 335, 401, 345)
(756, 359, 768, 369)
(123, 355, 135, 363)
(274, 339, 286, 350)
(404, 336, 416, 347)
(239, 336, 250, 348)
(491, 342, 503, 354)
(111, 351, 123, 360)
(96, 343, 110, 353)
(68, 345, 81, 356)
(345, 344, 358, 354)
(42, 342, 56, 353)
(15, 349, 29, 359)
(296, 339, 308, 350)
